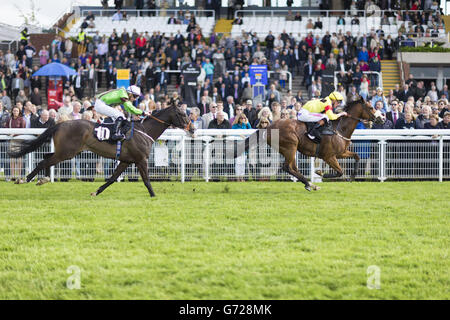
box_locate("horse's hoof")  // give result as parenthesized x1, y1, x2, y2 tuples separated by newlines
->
(315, 170, 324, 176)
(15, 178, 25, 185)
(36, 177, 50, 186)
(304, 185, 312, 192)
(91, 192, 97, 197)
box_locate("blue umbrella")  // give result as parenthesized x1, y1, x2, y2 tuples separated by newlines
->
(32, 62, 77, 77)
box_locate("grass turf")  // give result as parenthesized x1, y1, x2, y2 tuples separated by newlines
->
(0, 181, 448, 300)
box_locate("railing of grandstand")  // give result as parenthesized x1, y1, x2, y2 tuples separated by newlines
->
(233, 9, 446, 39)
(80, 9, 215, 19)
(334, 71, 382, 92)
(1, 129, 449, 183)
(235, 9, 440, 19)
(0, 40, 18, 53)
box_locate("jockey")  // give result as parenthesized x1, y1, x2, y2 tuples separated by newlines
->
(297, 91, 347, 142)
(94, 85, 145, 141)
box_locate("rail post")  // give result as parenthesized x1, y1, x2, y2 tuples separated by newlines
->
(181, 134, 186, 183)
(50, 137, 55, 183)
(439, 135, 443, 182)
(378, 140, 386, 182)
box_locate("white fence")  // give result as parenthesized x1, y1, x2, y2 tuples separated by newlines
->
(1, 129, 450, 183)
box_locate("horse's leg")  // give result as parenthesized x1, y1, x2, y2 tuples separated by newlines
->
(337, 150, 360, 180)
(136, 159, 155, 197)
(280, 145, 317, 192)
(322, 156, 344, 179)
(26, 153, 60, 183)
(92, 161, 129, 196)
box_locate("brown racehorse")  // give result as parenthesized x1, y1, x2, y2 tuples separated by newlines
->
(9, 105, 194, 197)
(237, 98, 382, 191)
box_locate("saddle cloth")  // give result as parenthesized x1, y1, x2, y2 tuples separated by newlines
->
(93, 121, 132, 144)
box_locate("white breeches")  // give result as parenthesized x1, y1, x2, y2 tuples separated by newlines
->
(94, 99, 124, 120)
(297, 109, 327, 122)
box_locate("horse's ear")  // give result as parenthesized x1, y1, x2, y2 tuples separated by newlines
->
(359, 95, 365, 104)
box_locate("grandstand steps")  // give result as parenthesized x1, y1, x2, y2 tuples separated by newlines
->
(381, 60, 401, 96)
(214, 19, 233, 34)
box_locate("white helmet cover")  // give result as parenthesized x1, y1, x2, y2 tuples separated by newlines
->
(126, 85, 141, 97)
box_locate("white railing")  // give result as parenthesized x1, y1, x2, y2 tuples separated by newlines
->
(334, 71, 383, 92)
(80, 9, 215, 19)
(1, 128, 450, 183)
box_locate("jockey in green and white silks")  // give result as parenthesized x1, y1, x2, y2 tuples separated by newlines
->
(94, 85, 144, 141)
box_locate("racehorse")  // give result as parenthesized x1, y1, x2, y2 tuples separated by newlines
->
(237, 98, 383, 191)
(8, 105, 194, 197)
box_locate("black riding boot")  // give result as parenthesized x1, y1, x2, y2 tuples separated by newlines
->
(111, 117, 125, 141)
(307, 122, 323, 143)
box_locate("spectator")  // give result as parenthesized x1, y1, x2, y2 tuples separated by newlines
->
(31, 109, 55, 128)
(112, 10, 123, 21)
(208, 111, 231, 129)
(39, 46, 49, 66)
(243, 100, 258, 127)
(202, 103, 217, 128)
(427, 85, 439, 103)
(232, 113, 252, 129)
(395, 112, 417, 129)
(189, 107, 203, 129)
(438, 111, 450, 129)
(371, 87, 388, 112)
(69, 101, 82, 120)
(372, 112, 394, 129)
(256, 116, 270, 129)
(254, 106, 273, 127)
(424, 114, 440, 129)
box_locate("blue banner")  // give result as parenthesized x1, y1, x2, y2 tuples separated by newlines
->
(249, 65, 268, 85)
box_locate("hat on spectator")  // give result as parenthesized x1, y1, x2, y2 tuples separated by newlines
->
(246, 100, 252, 105)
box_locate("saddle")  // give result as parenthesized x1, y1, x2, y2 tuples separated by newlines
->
(301, 121, 335, 144)
(93, 121, 133, 144)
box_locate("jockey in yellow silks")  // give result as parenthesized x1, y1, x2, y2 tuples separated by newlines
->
(297, 91, 348, 142)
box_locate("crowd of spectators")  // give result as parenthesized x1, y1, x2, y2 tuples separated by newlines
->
(0, 2, 449, 181)
(0, 3, 449, 129)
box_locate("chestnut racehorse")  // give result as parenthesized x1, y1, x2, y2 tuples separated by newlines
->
(237, 98, 382, 191)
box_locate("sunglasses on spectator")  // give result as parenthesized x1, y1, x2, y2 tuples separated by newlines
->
(261, 121, 269, 124)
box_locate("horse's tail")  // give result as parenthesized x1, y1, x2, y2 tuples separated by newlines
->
(8, 124, 61, 158)
(234, 129, 263, 158)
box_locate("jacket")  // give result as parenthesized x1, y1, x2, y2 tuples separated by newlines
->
(302, 97, 339, 120)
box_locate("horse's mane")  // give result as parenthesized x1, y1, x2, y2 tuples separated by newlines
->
(344, 97, 365, 112)
(143, 105, 176, 122)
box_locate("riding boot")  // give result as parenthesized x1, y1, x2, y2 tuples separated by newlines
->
(307, 122, 323, 143)
(111, 117, 126, 141)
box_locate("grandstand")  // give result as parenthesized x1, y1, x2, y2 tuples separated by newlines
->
(230, 13, 448, 39)
(66, 13, 216, 38)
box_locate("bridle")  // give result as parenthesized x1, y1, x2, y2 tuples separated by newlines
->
(140, 109, 191, 131)
(335, 101, 377, 141)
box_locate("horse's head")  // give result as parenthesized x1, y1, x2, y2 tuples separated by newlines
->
(346, 97, 383, 125)
(168, 105, 195, 135)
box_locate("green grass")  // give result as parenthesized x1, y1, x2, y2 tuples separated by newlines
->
(0, 181, 448, 300)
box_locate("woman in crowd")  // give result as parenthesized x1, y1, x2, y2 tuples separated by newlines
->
(254, 106, 273, 128)
(3, 106, 25, 181)
(395, 112, 417, 129)
(232, 113, 252, 129)
(189, 107, 203, 130)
